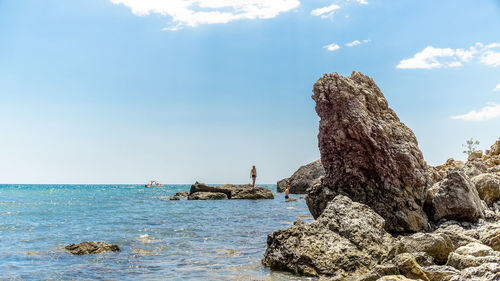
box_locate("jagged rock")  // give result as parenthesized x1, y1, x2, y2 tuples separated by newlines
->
(276, 160, 325, 194)
(489, 138, 500, 156)
(262, 195, 394, 277)
(170, 191, 189, 200)
(188, 192, 228, 200)
(471, 173, 500, 206)
(477, 222, 500, 251)
(424, 170, 485, 223)
(65, 241, 120, 255)
(393, 253, 429, 281)
(395, 232, 454, 264)
(434, 223, 481, 249)
(411, 252, 435, 267)
(189, 182, 273, 200)
(309, 72, 430, 233)
(421, 265, 459, 281)
(359, 264, 400, 281)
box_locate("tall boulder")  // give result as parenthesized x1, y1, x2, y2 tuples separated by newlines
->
(309, 71, 430, 233)
(276, 160, 325, 193)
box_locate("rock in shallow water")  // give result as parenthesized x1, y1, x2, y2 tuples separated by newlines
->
(189, 182, 274, 200)
(65, 241, 120, 255)
(309, 71, 430, 233)
(276, 160, 325, 194)
(262, 195, 394, 277)
(188, 192, 228, 200)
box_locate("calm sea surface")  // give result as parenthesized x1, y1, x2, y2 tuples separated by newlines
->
(0, 184, 314, 280)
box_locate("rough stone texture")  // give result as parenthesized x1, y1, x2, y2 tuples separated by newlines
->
(434, 223, 481, 249)
(393, 253, 429, 281)
(170, 191, 189, 200)
(468, 151, 483, 162)
(65, 241, 120, 255)
(446, 242, 500, 270)
(424, 170, 485, 223)
(422, 265, 459, 281)
(376, 276, 414, 281)
(450, 263, 500, 281)
(395, 232, 454, 264)
(471, 173, 500, 206)
(188, 192, 228, 200)
(477, 222, 500, 251)
(309, 71, 430, 233)
(262, 195, 394, 277)
(276, 160, 325, 194)
(189, 182, 274, 200)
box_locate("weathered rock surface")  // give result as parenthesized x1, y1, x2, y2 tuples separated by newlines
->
(471, 173, 500, 206)
(65, 241, 120, 255)
(393, 253, 429, 281)
(170, 191, 189, 200)
(309, 72, 430, 233)
(422, 265, 459, 281)
(424, 170, 485, 223)
(189, 182, 274, 200)
(262, 195, 394, 277)
(276, 160, 325, 194)
(395, 232, 454, 264)
(188, 192, 228, 200)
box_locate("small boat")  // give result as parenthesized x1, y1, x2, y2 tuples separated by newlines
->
(145, 180, 163, 188)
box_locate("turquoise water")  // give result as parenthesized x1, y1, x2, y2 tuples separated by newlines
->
(0, 185, 313, 280)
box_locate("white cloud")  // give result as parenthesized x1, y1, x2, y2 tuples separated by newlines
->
(451, 103, 500, 121)
(311, 4, 340, 19)
(324, 43, 340, 51)
(110, 0, 300, 30)
(346, 40, 360, 47)
(345, 39, 370, 47)
(494, 83, 500, 92)
(397, 42, 500, 69)
(352, 0, 368, 4)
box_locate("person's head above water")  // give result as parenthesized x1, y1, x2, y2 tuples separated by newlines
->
(252, 165, 255, 168)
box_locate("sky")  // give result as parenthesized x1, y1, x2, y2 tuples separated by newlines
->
(0, 0, 499, 184)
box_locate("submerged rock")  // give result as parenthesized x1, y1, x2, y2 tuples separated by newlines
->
(65, 241, 120, 255)
(262, 195, 394, 277)
(189, 182, 273, 200)
(276, 160, 325, 194)
(309, 72, 430, 233)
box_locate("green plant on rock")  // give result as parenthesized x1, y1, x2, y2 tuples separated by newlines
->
(462, 138, 480, 156)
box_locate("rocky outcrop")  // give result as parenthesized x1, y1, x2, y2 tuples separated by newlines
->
(309, 72, 430, 233)
(65, 241, 120, 255)
(262, 195, 394, 277)
(424, 170, 485, 223)
(189, 182, 274, 200)
(170, 191, 189, 200)
(188, 192, 228, 200)
(276, 160, 325, 194)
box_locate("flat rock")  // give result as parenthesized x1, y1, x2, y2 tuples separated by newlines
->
(277, 160, 325, 194)
(189, 182, 273, 200)
(65, 241, 120, 255)
(309, 71, 430, 233)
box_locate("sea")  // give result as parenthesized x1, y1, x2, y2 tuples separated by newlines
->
(0, 184, 314, 280)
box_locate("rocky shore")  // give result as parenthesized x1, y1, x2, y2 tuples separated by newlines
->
(262, 72, 500, 281)
(277, 159, 325, 194)
(184, 182, 274, 200)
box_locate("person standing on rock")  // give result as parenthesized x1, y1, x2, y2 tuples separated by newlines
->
(250, 166, 257, 187)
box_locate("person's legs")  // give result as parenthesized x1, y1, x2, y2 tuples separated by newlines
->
(252, 177, 256, 187)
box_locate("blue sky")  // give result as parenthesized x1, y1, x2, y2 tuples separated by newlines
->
(0, 0, 499, 184)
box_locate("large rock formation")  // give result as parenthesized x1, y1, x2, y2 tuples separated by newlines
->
(262, 195, 394, 277)
(276, 160, 325, 194)
(65, 241, 120, 255)
(189, 182, 274, 200)
(309, 71, 430, 233)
